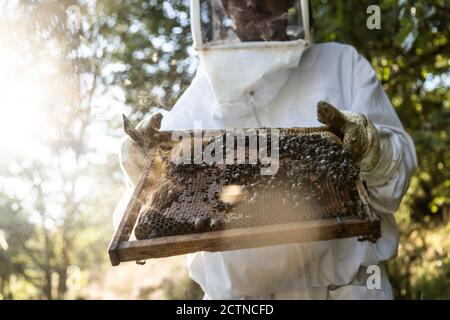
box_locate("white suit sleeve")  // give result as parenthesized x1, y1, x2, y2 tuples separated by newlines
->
(349, 52, 418, 215)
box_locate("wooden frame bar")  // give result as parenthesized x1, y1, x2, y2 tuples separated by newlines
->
(109, 218, 379, 265)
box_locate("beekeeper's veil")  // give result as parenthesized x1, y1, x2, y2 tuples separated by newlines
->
(190, 0, 311, 120)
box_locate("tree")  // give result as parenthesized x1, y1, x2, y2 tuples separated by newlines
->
(0, 0, 122, 299)
(0, 195, 34, 299)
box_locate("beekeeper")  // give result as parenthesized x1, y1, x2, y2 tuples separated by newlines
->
(118, 0, 417, 299)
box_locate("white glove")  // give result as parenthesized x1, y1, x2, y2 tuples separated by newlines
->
(120, 113, 163, 187)
(316, 101, 382, 176)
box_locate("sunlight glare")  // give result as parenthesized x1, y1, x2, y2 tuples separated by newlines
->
(0, 12, 58, 156)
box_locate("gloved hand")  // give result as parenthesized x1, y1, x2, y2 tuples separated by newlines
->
(316, 101, 381, 175)
(120, 113, 164, 186)
(122, 112, 163, 150)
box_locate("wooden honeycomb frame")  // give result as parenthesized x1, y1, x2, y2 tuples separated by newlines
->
(108, 128, 381, 266)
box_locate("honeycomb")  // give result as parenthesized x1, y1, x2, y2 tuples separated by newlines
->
(134, 130, 366, 240)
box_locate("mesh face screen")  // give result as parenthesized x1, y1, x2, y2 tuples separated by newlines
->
(199, 0, 306, 44)
(134, 130, 366, 240)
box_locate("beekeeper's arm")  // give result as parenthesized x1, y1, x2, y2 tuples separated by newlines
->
(318, 53, 417, 214)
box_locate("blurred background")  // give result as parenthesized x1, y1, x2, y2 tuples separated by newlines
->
(0, 0, 448, 300)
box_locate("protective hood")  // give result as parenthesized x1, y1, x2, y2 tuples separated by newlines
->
(190, 0, 312, 121)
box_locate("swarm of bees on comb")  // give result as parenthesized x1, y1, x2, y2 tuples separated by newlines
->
(133, 129, 370, 241)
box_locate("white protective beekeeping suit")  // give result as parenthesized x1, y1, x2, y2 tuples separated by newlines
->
(120, 0, 417, 299)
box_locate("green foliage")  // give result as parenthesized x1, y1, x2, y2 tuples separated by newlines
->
(0, 0, 123, 299)
(98, 0, 194, 119)
(309, 0, 449, 299)
(0, 195, 34, 299)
